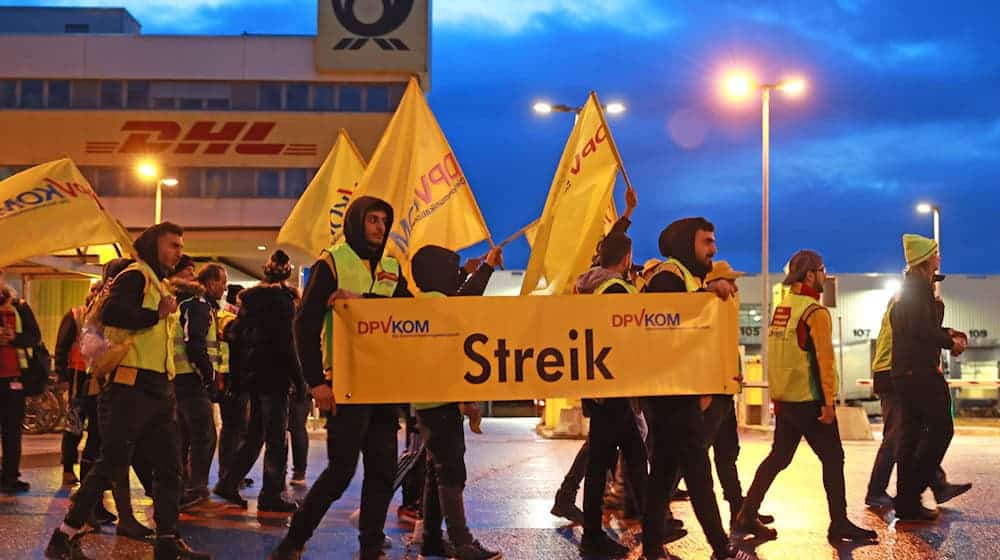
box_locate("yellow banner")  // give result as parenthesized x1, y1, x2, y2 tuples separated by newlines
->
(277, 129, 366, 261)
(332, 293, 740, 403)
(351, 78, 492, 282)
(0, 158, 133, 268)
(521, 92, 622, 295)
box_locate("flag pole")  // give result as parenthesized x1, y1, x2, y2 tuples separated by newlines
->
(591, 91, 636, 194)
(497, 220, 539, 248)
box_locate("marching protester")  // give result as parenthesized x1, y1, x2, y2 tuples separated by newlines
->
(174, 263, 228, 510)
(214, 250, 302, 513)
(573, 233, 649, 558)
(864, 272, 971, 510)
(45, 222, 211, 560)
(702, 261, 775, 530)
(891, 235, 969, 522)
(640, 218, 737, 560)
(0, 267, 41, 494)
(270, 196, 413, 560)
(409, 243, 504, 560)
(217, 284, 252, 489)
(735, 250, 877, 544)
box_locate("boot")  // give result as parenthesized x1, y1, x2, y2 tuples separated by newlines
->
(212, 484, 248, 508)
(116, 516, 154, 541)
(153, 535, 212, 560)
(44, 528, 91, 560)
(550, 489, 584, 525)
(734, 506, 777, 540)
(827, 520, 878, 543)
(933, 482, 972, 505)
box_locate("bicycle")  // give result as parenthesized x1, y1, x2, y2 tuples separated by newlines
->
(23, 373, 67, 434)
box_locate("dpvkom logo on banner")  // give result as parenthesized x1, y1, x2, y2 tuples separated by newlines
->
(0, 177, 103, 220)
(611, 309, 684, 329)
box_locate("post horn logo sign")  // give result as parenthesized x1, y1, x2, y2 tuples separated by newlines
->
(332, 0, 414, 51)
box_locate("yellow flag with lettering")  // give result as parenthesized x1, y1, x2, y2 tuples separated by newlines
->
(521, 92, 622, 295)
(0, 158, 133, 268)
(277, 129, 366, 260)
(350, 78, 492, 280)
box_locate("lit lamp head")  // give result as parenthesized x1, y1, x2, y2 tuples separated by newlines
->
(605, 102, 626, 115)
(136, 161, 159, 181)
(722, 71, 755, 101)
(778, 77, 807, 97)
(916, 202, 934, 214)
(532, 101, 554, 115)
(161, 177, 178, 187)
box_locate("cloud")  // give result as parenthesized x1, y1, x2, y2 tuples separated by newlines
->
(432, 0, 678, 34)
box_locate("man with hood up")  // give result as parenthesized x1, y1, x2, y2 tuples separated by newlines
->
(639, 217, 738, 560)
(271, 196, 412, 560)
(46, 222, 210, 560)
(408, 243, 502, 560)
(214, 250, 302, 513)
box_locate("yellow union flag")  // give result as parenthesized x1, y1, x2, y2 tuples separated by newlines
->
(277, 129, 366, 260)
(0, 158, 133, 268)
(331, 293, 741, 403)
(521, 92, 622, 295)
(350, 78, 492, 280)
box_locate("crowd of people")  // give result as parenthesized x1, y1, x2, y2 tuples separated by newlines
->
(0, 190, 971, 560)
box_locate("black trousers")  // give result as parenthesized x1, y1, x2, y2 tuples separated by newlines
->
(285, 404, 398, 550)
(416, 404, 473, 546)
(220, 392, 289, 501)
(217, 392, 250, 483)
(642, 395, 728, 556)
(401, 412, 425, 508)
(65, 382, 181, 535)
(557, 440, 589, 498)
(61, 394, 101, 473)
(867, 388, 947, 498)
(288, 395, 312, 475)
(744, 401, 847, 524)
(584, 398, 647, 535)
(703, 394, 743, 504)
(895, 372, 954, 514)
(0, 380, 26, 484)
(175, 378, 217, 496)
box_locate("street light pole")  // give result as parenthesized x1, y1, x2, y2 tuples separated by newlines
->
(155, 179, 164, 224)
(760, 86, 772, 419)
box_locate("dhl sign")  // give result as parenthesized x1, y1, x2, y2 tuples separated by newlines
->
(1, 111, 391, 167)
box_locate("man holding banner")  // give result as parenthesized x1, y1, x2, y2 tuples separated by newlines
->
(272, 196, 412, 560)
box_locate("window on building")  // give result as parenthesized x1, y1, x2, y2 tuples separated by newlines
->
(228, 169, 255, 197)
(206, 98, 230, 110)
(204, 169, 228, 197)
(257, 169, 281, 198)
(64, 23, 90, 33)
(100, 81, 123, 108)
(286, 83, 309, 111)
(339, 85, 362, 112)
(1, 81, 17, 108)
(313, 85, 335, 111)
(126, 81, 150, 109)
(20, 80, 44, 108)
(259, 83, 282, 110)
(284, 169, 309, 198)
(179, 98, 203, 110)
(176, 168, 202, 197)
(95, 167, 122, 197)
(231, 83, 257, 110)
(47, 80, 70, 108)
(365, 85, 389, 112)
(153, 97, 176, 109)
(387, 82, 405, 110)
(71, 81, 99, 108)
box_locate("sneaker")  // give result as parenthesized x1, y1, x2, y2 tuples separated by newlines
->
(398, 504, 421, 527)
(1, 478, 30, 493)
(45, 529, 91, 560)
(733, 510, 777, 540)
(895, 506, 940, 523)
(550, 500, 585, 525)
(212, 485, 247, 508)
(289, 472, 307, 487)
(419, 537, 456, 559)
(579, 531, 628, 558)
(827, 520, 878, 543)
(62, 471, 80, 486)
(258, 497, 298, 513)
(933, 482, 972, 505)
(864, 492, 894, 509)
(153, 535, 211, 559)
(455, 539, 502, 560)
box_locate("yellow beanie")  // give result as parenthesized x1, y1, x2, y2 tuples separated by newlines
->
(903, 234, 938, 267)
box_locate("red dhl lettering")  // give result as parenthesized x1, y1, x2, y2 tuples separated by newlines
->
(85, 121, 317, 157)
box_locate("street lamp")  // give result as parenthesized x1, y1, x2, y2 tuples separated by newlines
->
(135, 160, 177, 224)
(532, 100, 627, 116)
(916, 202, 940, 248)
(722, 70, 808, 424)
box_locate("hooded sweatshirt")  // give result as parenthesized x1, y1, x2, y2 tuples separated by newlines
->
(411, 245, 494, 297)
(574, 267, 630, 294)
(645, 218, 711, 293)
(295, 196, 412, 388)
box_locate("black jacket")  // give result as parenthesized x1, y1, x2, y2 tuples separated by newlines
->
(235, 282, 304, 395)
(1, 290, 41, 353)
(411, 245, 494, 297)
(890, 273, 954, 378)
(177, 288, 218, 388)
(296, 196, 412, 388)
